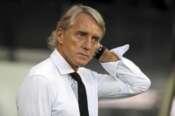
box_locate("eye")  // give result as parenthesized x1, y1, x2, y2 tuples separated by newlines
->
(92, 36, 100, 43)
(77, 31, 87, 37)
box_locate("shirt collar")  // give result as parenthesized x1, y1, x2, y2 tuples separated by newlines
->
(50, 49, 75, 75)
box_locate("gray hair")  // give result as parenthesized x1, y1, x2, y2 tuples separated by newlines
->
(48, 4, 106, 49)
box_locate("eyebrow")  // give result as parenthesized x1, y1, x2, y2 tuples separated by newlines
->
(78, 30, 101, 36)
(77, 30, 88, 36)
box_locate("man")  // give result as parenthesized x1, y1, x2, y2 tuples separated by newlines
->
(16, 4, 151, 116)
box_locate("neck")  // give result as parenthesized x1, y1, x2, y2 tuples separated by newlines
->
(56, 47, 78, 71)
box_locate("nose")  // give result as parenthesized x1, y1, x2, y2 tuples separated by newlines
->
(83, 37, 92, 50)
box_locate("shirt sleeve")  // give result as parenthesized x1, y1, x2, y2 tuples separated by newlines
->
(16, 74, 54, 116)
(94, 44, 151, 99)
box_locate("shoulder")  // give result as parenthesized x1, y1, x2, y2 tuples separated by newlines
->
(26, 57, 58, 81)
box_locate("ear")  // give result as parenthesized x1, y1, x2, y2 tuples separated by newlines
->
(56, 29, 64, 44)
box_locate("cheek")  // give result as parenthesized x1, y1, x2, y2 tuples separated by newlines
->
(90, 48, 97, 56)
(63, 36, 77, 48)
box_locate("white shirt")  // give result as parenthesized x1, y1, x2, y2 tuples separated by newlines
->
(16, 44, 151, 116)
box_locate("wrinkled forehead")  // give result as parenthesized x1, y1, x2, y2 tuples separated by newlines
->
(71, 12, 103, 30)
(70, 13, 103, 37)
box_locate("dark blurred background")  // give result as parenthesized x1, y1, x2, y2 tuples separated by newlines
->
(0, 0, 175, 116)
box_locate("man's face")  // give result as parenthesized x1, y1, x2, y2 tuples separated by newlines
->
(57, 13, 103, 69)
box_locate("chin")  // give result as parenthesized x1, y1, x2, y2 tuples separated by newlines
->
(78, 62, 89, 66)
(77, 60, 90, 66)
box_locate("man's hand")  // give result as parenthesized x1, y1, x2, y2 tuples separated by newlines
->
(99, 48, 119, 63)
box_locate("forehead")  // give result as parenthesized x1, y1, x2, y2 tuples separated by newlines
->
(70, 13, 103, 37)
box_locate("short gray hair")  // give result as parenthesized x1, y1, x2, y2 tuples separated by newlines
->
(48, 4, 106, 49)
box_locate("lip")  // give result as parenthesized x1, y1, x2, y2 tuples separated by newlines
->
(78, 53, 90, 58)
